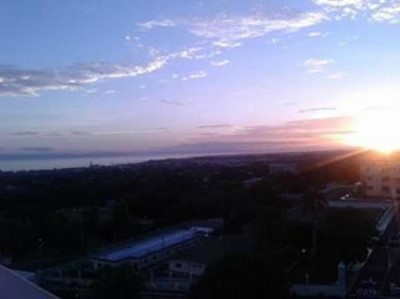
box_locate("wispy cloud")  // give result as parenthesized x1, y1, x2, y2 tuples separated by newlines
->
(303, 58, 334, 73)
(71, 131, 91, 136)
(312, 0, 400, 22)
(8, 117, 355, 157)
(10, 130, 76, 138)
(134, 11, 326, 81)
(0, 45, 218, 98)
(238, 117, 353, 140)
(212, 40, 242, 49)
(9, 130, 134, 138)
(173, 47, 211, 60)
(308, 31, 328, 38)
(196, 124, 232, 129)
(171, 117, 355, 154)
(182, 71, 207, 81)
(92, 128, 169, 136)
(65, 128, 170, 137)
(159, 99, 192, 106)
(371, 3, 400, 23)
(312, 0, 373, 18)
(298, 107, 337, 113)
(211, 59, 230, 67)
(10, 131, 39, 136)
(0, 56, 168, 97)
(139, 19, 178, 30)
(313, 0, 367, 8)
(189, 13, 326, 42)
(139, 12, 325, 47)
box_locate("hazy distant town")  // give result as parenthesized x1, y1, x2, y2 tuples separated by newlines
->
(1, 149, 399, 298)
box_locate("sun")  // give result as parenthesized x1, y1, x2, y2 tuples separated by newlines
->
(340, 88, 400, 154)
(346, 107, 400, 154)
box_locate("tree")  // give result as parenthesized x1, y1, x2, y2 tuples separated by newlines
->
(321, 208, 377, 264)
(301, 191, 327, 258)
(190, 253, 284, 299)
(91, 265, 142, 299)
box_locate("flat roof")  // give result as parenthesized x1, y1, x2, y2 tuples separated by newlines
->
(94, 229, 198, 262)
(0, 265, 58, 299)
(171, 235, 253, 264)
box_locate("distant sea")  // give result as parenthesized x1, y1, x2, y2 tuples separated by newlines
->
(0, 153, 197, 172)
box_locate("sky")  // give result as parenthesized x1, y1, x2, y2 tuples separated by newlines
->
(2, 0, 400, 161)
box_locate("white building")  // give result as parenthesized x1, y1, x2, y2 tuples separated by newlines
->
(168, 259, 206, 277)
(144, 235, 250, 297)
(90, 228, 208, 271)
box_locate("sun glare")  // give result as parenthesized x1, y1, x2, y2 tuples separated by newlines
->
(354, 111, 400, 153)
(347, 106, 400, 154)
(340, 88, 400, 154)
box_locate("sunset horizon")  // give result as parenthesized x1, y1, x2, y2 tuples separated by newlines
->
(2, 0, 400, 167)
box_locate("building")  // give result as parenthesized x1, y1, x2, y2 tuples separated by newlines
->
(142, 235, 252, 298)
(0, 264, 58, 299)
(290, 262, 347, 298)
(90, 228, 208, 271)
(291, 198, 397, 298)
(361, 155, 400, 199)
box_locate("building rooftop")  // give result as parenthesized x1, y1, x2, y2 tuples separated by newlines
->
(171, 235, 253, 264)
(0, 265, 58, 299)
(94, 229, 199, 262)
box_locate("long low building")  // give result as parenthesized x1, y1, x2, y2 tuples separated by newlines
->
(90, 228, 208, 271)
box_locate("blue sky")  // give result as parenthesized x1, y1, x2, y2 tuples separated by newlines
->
(2, 0, 400, 157)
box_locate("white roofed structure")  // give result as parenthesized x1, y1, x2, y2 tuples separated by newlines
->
(91, 228, 205, 270)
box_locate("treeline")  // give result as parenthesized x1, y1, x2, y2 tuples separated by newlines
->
(0, 151, 362, 267)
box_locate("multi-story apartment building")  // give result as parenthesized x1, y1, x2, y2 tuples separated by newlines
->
(361, 156, 400, 199)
